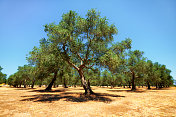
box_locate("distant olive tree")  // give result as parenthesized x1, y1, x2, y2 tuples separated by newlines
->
(0, 66, 7, 84)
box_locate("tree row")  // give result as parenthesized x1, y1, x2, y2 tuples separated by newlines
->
(7, 9, 174, 94)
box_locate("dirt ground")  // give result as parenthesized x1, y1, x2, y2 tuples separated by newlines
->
(0, 86, 176, 117)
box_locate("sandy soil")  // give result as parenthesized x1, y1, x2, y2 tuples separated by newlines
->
(0, 86, 176, 117)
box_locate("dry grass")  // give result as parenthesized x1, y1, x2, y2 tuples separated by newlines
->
(0, 86, 176, 117)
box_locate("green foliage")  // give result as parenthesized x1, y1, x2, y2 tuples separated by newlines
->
(0, 66, 7, 84)
(7, 9, 174, 90)
(44, 9, 117, 70)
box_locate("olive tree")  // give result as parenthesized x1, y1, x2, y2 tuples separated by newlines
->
(0, 66, 6, 84)
(44, 9, 117, 94)
(127, 50, 145, 91)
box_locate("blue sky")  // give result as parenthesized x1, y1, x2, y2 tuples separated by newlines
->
(0, 0, 176, 80)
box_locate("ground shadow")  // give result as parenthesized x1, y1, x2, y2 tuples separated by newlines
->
(15, 88, 37, 90)
(20, 92, 125, 103)
(150, 88, 172, 90)
(107, 89, 146, 93)
(28, 89, 68, 93)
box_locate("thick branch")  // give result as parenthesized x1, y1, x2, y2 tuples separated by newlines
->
(63, 44, 79, 71)
(68, 47, 84, 62)
(75, 51, 84, 62)
(77, 53, 84, 61)
(67, 59, 79, 70)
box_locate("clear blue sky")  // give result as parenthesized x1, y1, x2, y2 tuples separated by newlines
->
(0, 0, 176, 80)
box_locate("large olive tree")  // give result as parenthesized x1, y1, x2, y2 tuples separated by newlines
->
(44, 9, 117, 94)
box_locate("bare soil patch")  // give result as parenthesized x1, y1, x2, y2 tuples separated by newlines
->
(0, 86, 176, 117)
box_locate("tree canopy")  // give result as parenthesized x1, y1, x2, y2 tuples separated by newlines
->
(0, 66, 7, 84)
(7, 9, 174, 93)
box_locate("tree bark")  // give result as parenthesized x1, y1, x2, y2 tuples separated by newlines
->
(131, 72, 136, 91)
(63, 77, 68, 88)
(147, 81, 151, 89)
(78, 69, 94, 95)
(111, 82, 114, 89)
(128, 81, 131, 88)
(159, 83, 162, 88)
(23, 80, 26, 88)
(156, 83, 158, 89)
(31, 78, 35, 89)
(53, 83, 57, 88)
(45, 71, 58, 91)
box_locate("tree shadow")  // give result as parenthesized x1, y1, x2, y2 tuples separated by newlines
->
(150, 88, 172, 90)
(20, 92, 125, 103)
(15, 88, 37, 90)
(107, 89, 146, 93)
(21, 94, 66, 102)
(28, 89, 68, 93)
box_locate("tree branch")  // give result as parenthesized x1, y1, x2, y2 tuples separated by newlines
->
(85, 64, 95, 71)
(62, 43, 79, 71)
(69, 49, 84, 62)
(84, 32, 91, 62)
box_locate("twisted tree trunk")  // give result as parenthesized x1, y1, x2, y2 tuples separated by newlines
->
(155, 83, 158, 89)
(131, 72, 136, 91)
(31, 78, 35, 88)
(63, 77, 68, 88)
(78, 69, 94, 95)
(45, 71, 58, 91)
(23, 80, 26, 88)
(147, 81, 151, 89)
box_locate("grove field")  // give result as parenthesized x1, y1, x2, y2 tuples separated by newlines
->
(0, 86, 176, 117)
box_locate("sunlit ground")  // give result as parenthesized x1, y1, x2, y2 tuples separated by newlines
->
(0, 86, 176, 117)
